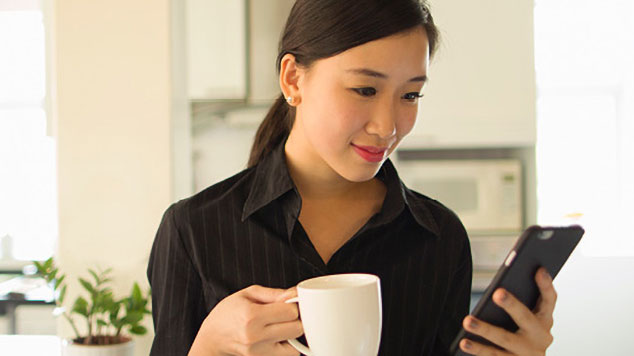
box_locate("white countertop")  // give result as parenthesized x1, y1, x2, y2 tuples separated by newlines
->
(0, 335, 61, 356)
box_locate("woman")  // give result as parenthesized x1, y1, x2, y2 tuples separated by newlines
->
(148, 1, 557, 355)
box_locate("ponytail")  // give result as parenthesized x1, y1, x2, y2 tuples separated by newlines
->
(248, 94, 295, 168)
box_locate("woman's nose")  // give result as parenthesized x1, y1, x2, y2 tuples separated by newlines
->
(365, 102, 397, 140)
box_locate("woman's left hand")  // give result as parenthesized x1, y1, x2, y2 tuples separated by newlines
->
(459, 267, 557, 355)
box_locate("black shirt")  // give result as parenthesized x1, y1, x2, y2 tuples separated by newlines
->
(147, 138, 472, 355)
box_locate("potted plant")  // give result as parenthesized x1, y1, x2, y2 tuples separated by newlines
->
(34, 257, 151, 356)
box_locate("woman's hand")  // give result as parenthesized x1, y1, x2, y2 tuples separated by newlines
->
(459, 267, 557, 356)
(189, 285, 302, 356)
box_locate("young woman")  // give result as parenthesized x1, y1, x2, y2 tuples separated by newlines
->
(148, 1, 557, 355)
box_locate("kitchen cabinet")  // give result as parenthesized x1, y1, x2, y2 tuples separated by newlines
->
(186, 0, 294, 103)
(400, 0, 537, 148)
(186, 0, 247, 100)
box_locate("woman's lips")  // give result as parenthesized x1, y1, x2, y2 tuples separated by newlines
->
(351, 144, 388, 163)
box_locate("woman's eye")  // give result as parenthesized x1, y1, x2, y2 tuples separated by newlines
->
(353, 87, 377, 97)
(403, 92, 424, 102)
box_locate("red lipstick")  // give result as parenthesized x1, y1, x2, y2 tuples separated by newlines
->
(352, 144, 388, 163)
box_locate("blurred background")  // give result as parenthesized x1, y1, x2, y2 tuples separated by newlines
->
(0, 0, 632, 355)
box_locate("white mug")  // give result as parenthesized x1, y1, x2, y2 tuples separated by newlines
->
(284, 273, 382, 356)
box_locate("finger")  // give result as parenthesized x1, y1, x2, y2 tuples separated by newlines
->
(275, 286, 298, 303)
(242, 285, 289, 304)
(491, 288, 541, 332)
(532, 295, 554, 331)
(491, 289, 554, 350)
(459, 338, 513, 356)
(262, 320, 304, 343)
(534, 267, 557, 320)
(277, 341, 301, 356)
(259, 301, 300, 324)
(462, 316, 522, 353)
(236, 340, 299, 356)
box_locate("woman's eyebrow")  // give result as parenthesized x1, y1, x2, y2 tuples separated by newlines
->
(345, 68, 427, 83)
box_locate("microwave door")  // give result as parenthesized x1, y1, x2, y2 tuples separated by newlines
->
(415, 178, 480, 220)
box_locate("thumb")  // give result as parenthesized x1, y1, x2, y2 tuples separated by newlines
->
(242, 285, 288, 304)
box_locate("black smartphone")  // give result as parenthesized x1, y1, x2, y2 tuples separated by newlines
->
(450, 225, 585, 355)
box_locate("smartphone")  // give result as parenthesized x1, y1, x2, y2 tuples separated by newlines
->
(450, 225, 585, 355)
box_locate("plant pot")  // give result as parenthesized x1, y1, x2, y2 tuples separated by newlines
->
(61, 337, 134, 356)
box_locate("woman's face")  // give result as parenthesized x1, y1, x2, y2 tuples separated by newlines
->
(287, 26, 430, 183)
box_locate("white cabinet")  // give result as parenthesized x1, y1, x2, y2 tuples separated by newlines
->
(185, 0, 294, 102)
(186, 0, 247, 100)
(400, 0, 536, 148)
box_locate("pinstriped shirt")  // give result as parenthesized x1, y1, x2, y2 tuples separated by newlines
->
(147, 138, 472, 355)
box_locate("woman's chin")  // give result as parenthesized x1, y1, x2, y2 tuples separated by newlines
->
(335, 161, 385, 183)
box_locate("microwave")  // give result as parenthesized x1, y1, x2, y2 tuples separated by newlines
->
(394, 159, 523, 233)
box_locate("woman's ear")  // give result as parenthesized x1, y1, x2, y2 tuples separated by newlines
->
(279, 53, 303, 106)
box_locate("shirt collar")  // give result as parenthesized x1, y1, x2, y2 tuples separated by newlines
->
(241, 138, 441, 239)
(241, 138, 296, 223)
(375, 159, 441, 238)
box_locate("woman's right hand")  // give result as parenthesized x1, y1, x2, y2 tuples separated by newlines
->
(188, 285, 303, 356)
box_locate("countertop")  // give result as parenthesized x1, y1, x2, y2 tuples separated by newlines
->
(0, 335, 61, 356)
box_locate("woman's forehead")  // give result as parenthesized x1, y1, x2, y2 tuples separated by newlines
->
(315, 27, 429, 80)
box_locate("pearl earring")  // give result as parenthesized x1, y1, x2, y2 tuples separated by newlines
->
(286, 96, 293, 104)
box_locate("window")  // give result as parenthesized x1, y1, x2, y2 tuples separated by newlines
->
(535, 0, 634, 256)
(0, 1, 56, 261)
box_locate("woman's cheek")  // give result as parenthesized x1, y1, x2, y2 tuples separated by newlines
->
(342, 109, 370, 135)
(386, 114, 416, 158)
(326, 101, 368, 138)
(396, 111, 417, 138)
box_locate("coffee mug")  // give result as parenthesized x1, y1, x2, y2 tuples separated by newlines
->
(284, 273, 382, 356)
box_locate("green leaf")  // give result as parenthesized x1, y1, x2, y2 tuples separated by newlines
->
(72, 297, 89, 317)
(101, 277, 113, 284)
(122, 311, 143, 325)
(33, 261, 43, 273)
(111, 319, 123, 329)
(96, 292, 115, 313)
(88, 269, 100, 284)
(96, 319, 108, 327)
(132, 283, 142, 303)
(54, 274, 66, 290)
(43, 257, 53, 272)
(93, 294, 103, 310)
(59, 285, 68, 304)
(103, 292, 115, 304)
(79, 278, 95, 294)
(128, 325, 147, 335)
(109, 303, 121, 321)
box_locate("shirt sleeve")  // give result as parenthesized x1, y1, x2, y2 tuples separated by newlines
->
(147, 203, 207, 355)
(433, 222, 473, 355)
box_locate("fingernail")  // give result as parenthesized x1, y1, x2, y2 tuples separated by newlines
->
(542, 269, 552, 282)
(469, 318, 478, 330)
(463, 339, 473, 350)
(498, 290, 508, 303)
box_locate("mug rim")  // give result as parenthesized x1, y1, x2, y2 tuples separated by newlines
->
(297, 273, 379, 291)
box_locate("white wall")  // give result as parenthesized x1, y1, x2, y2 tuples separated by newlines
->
(549, 254, 634, 355)
(53, 0, 175, 354)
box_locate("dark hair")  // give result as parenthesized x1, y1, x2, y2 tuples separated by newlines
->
(248, 0, 439, 167)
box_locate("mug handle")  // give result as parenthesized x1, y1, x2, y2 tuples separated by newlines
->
(284, 297, 313, 356)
